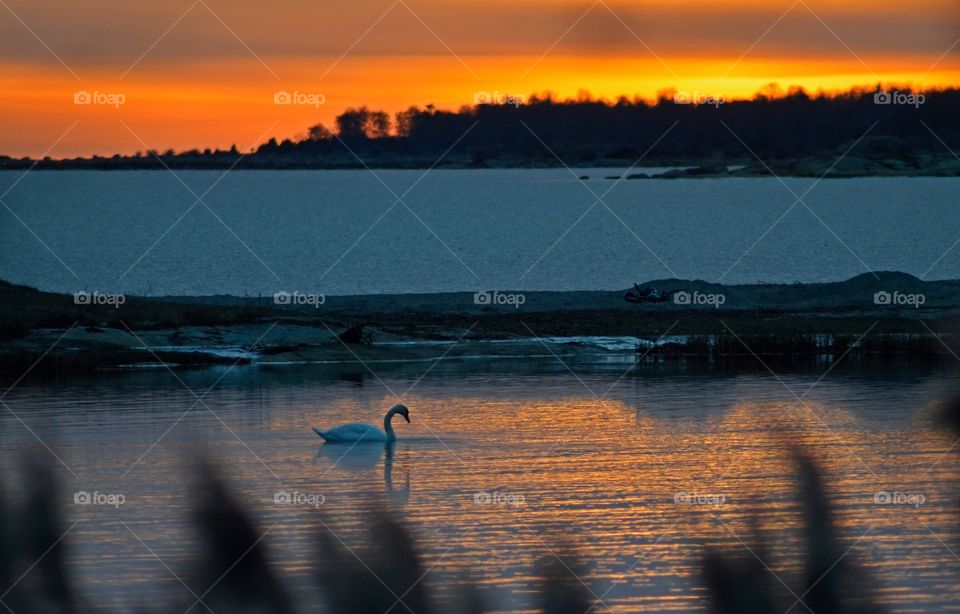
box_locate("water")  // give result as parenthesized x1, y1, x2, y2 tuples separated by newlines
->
(3, 360, 960, 612)
(2, 170, 959, 296)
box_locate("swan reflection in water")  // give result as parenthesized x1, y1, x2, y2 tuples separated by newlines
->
(315, 441, 410, 500)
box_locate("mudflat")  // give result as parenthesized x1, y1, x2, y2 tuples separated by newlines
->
(2, 271, 957, 372)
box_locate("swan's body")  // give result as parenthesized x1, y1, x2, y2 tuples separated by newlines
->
(312, 423, 388, 443)
(314, 404, 410, 443)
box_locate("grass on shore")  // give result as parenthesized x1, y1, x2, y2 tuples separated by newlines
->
(0, 280, 271, 342)
(2, 279, 959, 372)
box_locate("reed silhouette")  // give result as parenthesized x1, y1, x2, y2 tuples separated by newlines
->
(701, 450, 881, 614)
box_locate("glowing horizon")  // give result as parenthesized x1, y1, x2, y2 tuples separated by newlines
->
(1, 0, 958, 157)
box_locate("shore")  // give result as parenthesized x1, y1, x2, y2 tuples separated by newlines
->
(2, 272, 958, 373)
(4, 154, 960, 177)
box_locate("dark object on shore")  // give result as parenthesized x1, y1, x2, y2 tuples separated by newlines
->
(659, 165, 729, 178)
(624, 284, 676, 304)
(337, 323, 374, 345)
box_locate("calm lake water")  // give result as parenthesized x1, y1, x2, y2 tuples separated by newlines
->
(1, 170, 959, 295)
(3, 360, 960, 612)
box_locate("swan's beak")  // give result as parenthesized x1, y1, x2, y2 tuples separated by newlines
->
(403, 414, 411, 423)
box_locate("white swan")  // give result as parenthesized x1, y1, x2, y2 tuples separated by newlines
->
(313, 404, 410, 443)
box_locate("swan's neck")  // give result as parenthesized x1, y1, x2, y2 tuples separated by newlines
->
(383, 409, 398, 441)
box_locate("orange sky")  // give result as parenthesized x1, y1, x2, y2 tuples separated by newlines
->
(1, 0, 958, 157)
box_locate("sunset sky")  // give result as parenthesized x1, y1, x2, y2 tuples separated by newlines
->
(1, 0, 958, 157)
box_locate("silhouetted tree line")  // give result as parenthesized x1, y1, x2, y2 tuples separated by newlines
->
(4, 87, 959, 169)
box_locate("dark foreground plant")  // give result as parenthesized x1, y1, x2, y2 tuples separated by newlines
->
(0, 448, 905, 614)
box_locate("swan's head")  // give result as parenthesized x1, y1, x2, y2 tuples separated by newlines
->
(392, 403, 411, 423)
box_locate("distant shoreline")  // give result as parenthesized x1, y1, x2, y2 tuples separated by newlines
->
(3, 87, 958, 177)
(2, 156, 959, 177)
(2, 272, 958, 373)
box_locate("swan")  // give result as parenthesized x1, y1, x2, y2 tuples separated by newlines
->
(313, 404, 410, 443)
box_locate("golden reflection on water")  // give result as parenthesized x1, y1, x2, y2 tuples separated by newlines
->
(270, 395, 960, 612)
(3, 370, 960, 612)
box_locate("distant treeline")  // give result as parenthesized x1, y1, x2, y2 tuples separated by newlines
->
(4, 86, 959, 169)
